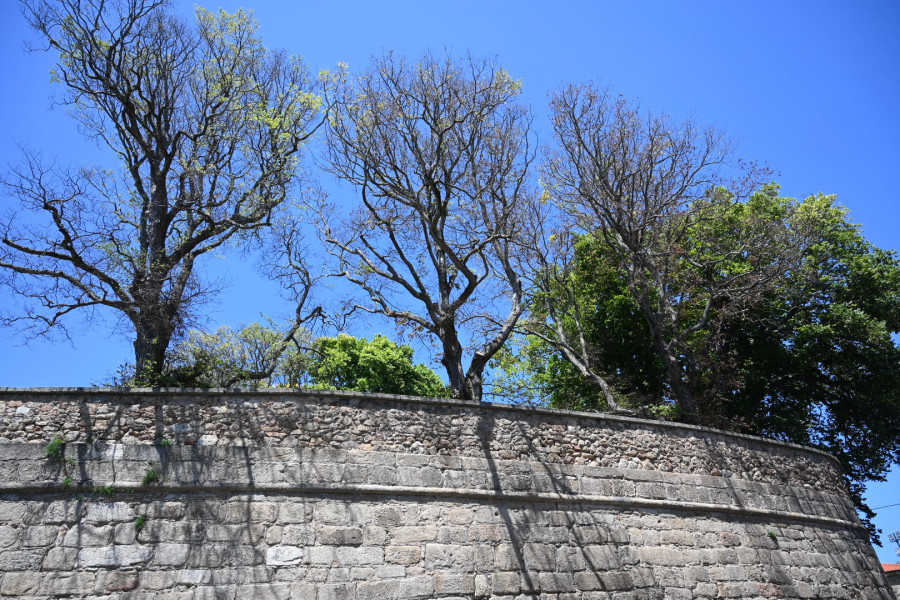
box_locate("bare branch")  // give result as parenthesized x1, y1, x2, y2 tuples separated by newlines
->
(318, 52, 535, 400)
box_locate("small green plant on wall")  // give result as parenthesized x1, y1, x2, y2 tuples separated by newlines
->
(93, 485, 115, 497)
(134, 515, 148, 532)
(44, 436, 65, 460)
(142, 468, 161, 486)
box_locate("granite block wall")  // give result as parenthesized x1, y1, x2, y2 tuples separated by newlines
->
(0, 388, 894, 599)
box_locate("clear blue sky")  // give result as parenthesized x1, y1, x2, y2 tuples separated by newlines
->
(1, 1, 898, 561)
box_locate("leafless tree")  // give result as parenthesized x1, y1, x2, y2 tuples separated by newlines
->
(319, 53, 536, 401)
(544, 83, 796, 416)
(0, 0, 326, 381)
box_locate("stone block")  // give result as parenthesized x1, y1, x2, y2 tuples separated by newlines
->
(151, 543, 191, 567)
(306, 545, 336, 564)
(290, 582, 318, 599)
(522, 544, 557, 571)
(494, 544, 524, 571)
(317, 526, 363, 546)
(278, 502, 313, 524)
(334, 546, 383, 566)
(314, 502, 356, 526)
(222, 545, 265, 566)
(375, 565, 406, 578)
(85, 502, 135, 523)
(397, 466, 442, 487)
(42, 500, 85, 523)
(447, 507, 476, 525)
(178, 569, 212, 585)
(317, 582, 356, 600)
(105, 571, 139, 592)
(348, 567, 374, 580)
(385, 545, 421, 565)
(574, 571, 604, 591)
(1, 571, 41, 595)
(363, 525, 388, 545)
(21, 525, 59, 547)
(434, 573, 475, 595)
(0, 525, 18, 548)
(146, 501, 186, 520)
(267, 545, 303, 566)
(40, 572, 95, 596)
(42, 547, 78, 570)
(556, 546, 586, 572)
(437, 525, 468, 544)
(539, 572, 575, 593)
(392, 525, 437, 543)
(357, 579, 399, 600)
(78, 545, 153, 568)
(225, 501, 278, 524)
(398, 575, 434, 599)
(491, 571, 524, 596)
(194, 584, 238, 600)
(600, 571, 634, 590)
(659, 529, 694, 546)
(372, 507, 403, 527)
(237, 583, 292, 600)
(114, 523, 137, 545)
(281, 524, 316, 545)
(425, 543, 475, 571)
(0, 504, 27, 523)
(0, 550, 45, 571)
(62, 524, 114, 547)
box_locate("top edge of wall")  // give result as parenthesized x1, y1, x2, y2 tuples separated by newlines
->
(0, 386, 841, 467)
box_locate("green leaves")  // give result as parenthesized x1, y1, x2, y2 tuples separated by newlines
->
(309, 334, 448, 398)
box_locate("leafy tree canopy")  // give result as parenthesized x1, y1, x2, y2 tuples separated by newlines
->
(116, 327, 448, 399)
(503, 189, 900, 540)
(308, 334, 448, 398)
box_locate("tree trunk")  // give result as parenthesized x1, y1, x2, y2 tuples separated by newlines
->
(438, 322, 471, 400)
(464, 371, 483, 403)
(634, 287, 699, 416)
(131, 300, 176, 385)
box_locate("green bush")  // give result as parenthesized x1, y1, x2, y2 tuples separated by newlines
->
(309, 334, 447, 397)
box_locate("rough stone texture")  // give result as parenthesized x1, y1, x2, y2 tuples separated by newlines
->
(0, 387, 894, 599)
(886, 570, 900, 598)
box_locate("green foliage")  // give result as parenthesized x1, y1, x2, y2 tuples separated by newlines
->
(163, 323, 310, 388)
(309, 334, 448, 397)
(104, 322, 312, 389)
(63, 476, 74, 488)
(141, 469, 160, 486)
(119, 325, 448, 398)
(506, 189, 900, 541)
(159, 439, 173, 447)
(134, 515, 148, 532)
(93, 485, 115, 497)
(44, 436, 65, 460)
(720, 193, 900, 541)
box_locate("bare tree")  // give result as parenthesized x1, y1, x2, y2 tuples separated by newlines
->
(544, 83, 797, 416)
(319, 53, 535, 401)
(0, 0, 326, 381)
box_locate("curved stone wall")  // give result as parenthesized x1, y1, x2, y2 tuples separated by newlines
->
(0, 388, 894, 599)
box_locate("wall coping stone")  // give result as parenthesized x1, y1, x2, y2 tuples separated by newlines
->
(0, 386, 843, 468)
(0, 478, 862, 532)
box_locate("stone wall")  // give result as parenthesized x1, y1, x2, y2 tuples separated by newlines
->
(0, 388, 894, 599)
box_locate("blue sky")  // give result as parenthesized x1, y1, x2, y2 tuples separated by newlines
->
(1, 1, 899, 561)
